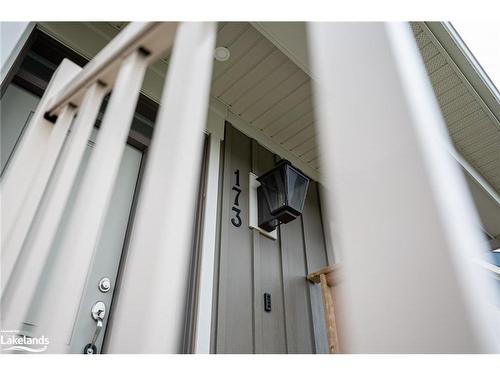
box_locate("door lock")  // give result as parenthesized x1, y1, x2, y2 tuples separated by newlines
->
(83, 301, 106, 354)
(98, 277, 111, 293)
(264, 292, 272, 312)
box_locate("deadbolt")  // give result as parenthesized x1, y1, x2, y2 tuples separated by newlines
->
(98, 277, 111, 293)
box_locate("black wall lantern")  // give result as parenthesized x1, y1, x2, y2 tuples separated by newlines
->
(256, 160, 310, 232)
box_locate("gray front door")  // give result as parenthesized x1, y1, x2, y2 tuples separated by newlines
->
(59, 131, 143, 354)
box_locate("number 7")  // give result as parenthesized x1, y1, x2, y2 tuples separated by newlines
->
(232, 186, 241, 206)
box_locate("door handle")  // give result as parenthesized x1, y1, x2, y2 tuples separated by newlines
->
(83, 301, 106, 354)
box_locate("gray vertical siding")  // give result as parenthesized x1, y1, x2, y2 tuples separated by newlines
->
(280, 214, 315, 353)
(216, 125, 254, 353)
(302, 185, 330, 353)
(214, 124, 331, 353)
(251, 140, 287, 353)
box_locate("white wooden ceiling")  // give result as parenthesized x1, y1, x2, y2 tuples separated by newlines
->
(37, 21, 499, 193)
(213, 22, 319, 170)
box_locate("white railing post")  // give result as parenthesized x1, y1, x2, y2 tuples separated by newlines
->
(30, 50, 149, 352)
(1, 82, 107, 333)
(307, 22, 498, 353)
(104, 22, 216, 353)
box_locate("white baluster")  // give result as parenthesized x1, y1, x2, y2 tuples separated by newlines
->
(1, 103, 76, 290)
(1, 82, 107, 334)
(31, 50, 149, 352)
(105, 22, 216, 353)
(1, 60, 81, 291)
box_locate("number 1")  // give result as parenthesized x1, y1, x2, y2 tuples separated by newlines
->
(234, 169, 240, 186)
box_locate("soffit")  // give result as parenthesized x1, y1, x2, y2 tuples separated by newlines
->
(214, 22, 320, 171)
(411, 22, 500, 195)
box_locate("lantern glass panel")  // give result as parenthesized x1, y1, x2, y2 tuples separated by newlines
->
(257, 185, 280, 232)
(286, 165, 309, 214)
(260, 166, 286, 214)
(257, 160, 310, 230)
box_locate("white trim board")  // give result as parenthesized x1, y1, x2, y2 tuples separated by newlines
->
(194, 131, 223, 353)
(475, 259, 500, 280)
(1, 22, 35, 84)
(448, 145, 500, 207)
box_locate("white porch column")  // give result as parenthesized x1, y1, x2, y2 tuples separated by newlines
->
(105, 22, 216, 353)
(1, 82, 107, 333)
(31, 50, 149, 353)
(307, 22, 498, 352)
(1, 59, 82, 292)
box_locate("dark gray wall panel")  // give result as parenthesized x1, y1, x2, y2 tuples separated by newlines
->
(280, 216, 315, 353)
(216, 125, 254, 353)
(214, 123, 332, 354)
(210, 138, 225, 354)
(251, 141, 287, 353)
(302, 182, 330, 353)
(302, 183, 329, 271)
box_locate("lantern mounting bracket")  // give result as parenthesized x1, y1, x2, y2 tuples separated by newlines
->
(249, 173, 277, 240)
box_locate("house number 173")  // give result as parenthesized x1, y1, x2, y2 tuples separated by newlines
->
(231, 170, 242, 227)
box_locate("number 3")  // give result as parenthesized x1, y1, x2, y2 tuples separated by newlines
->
(231, 207, 242, 227)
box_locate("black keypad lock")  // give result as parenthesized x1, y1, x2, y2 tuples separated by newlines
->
(264, 292, 272, 312)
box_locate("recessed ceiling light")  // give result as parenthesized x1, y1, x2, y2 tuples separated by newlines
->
(214, 46, 230, 62)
